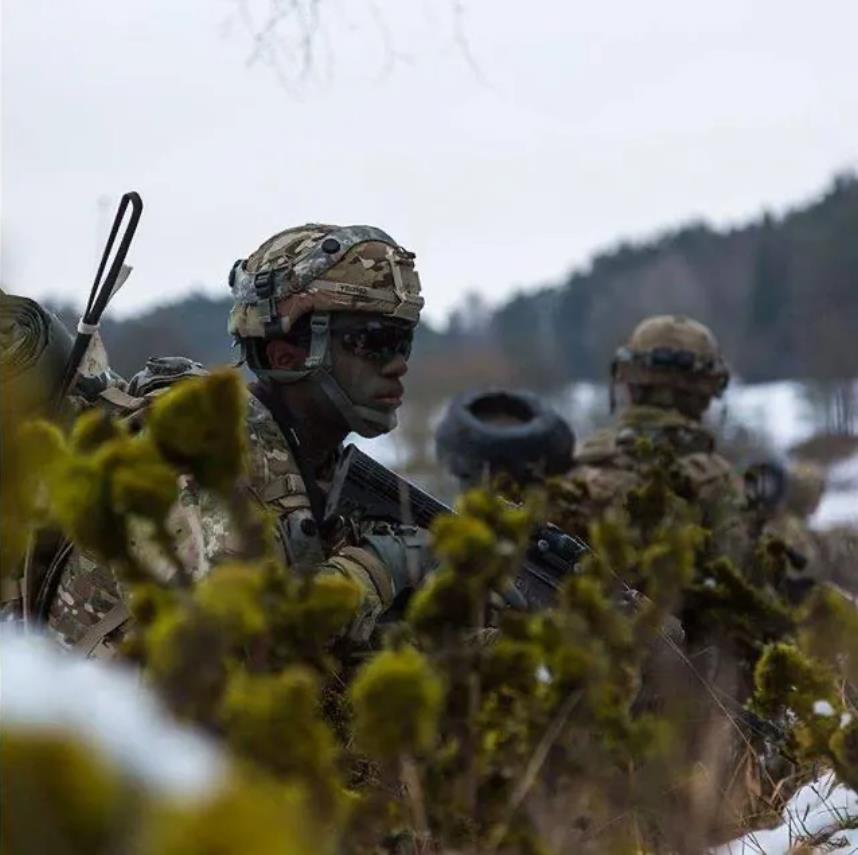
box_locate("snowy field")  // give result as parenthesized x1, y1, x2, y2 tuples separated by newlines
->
(354, 380, 858, 529)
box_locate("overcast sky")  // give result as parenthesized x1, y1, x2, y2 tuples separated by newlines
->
(2, 0, 857, 324)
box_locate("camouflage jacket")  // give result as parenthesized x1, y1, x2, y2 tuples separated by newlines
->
(565, 405, 746, 549)
(47, 366, 433, 658)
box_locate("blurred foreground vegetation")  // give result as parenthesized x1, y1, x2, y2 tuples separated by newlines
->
(5, 371, 858, 853)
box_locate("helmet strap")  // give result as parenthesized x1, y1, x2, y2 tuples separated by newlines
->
(305, 312, 332, 370)
(249, 310, 397, 437)
(314, 369, 397, 436)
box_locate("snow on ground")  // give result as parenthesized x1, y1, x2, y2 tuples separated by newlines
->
(715, 772, 858, 854)
(361, 379, 823, 469)
(814, 450, 858, 528)
(354, 379, 856, 528)
(724, 380, 819, 452)
(0, 628, 225, 799)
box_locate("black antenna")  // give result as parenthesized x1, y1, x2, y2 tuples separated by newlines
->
(53, 191, 143, 409)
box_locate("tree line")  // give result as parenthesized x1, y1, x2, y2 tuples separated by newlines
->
(47, 172, 858, 400)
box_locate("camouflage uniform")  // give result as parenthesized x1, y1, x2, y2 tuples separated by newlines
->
(571, 404, 741, 522)
(46, 224, 434, 658)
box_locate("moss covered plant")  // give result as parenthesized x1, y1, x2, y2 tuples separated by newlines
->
(8, 370, 858, 854)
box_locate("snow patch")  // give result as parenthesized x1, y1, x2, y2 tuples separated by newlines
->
(0, 628, 224, 799)
(814, 450, 858, 529)
(714, 772, 858, 854)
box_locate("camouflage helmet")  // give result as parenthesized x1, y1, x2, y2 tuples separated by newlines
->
(228, 223, 423, 340)
(784, 460, 826, 519)
(612, 315, 729, 399)
(228, 224, 423, 438)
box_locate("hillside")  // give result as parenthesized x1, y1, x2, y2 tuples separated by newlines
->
(492, 172, 858, 386)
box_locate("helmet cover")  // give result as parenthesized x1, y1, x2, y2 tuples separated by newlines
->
(613, 314, 729, 398)
(228, 223, 423, 340)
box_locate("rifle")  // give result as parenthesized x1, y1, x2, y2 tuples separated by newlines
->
(324, 444, 589, 610)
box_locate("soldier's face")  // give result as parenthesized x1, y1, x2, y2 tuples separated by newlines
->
(329, 313, 412, 435)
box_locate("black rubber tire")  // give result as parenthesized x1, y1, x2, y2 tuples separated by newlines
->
(435, 388, 574, 483)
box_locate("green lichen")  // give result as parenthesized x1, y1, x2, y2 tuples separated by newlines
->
(144, 778, 329, 855)
(799, 584, 858, 683)
(218, 666, 340, 800)
(0, 729, 129, 855)
(830, 719, 858, 792)
(109, 441, 178, 522)
(480, 637, 544, 695)
(69, 407, 127, 452)
(49, 453, 127, 561)
(147, 370, 246, 495)
(752, 642, 836, 721)
(684, 556, 795, 652)
(17, 376, 858, 854)
(193, 562, 269, 641)
(407, 567, 479, 636)
(350, 646, 443, 761)
(269, 572, 361, 655)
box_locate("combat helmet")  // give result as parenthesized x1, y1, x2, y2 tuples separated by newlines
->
(612, 315, 729, 402)
(228, 224, 423, 435)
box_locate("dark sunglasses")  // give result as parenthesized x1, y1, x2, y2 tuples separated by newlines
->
(334, 321, 414, 363)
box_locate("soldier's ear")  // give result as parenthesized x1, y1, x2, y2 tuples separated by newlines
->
(266, 339, 308, 370)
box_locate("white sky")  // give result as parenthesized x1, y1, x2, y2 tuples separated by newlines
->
(2, 0, 857, 324)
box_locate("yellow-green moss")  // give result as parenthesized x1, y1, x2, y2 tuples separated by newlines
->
(752, 642, 836, 720)
(219, 667, 339, 791)
(143, 778, 329, 855)
(147, 371, 246, 495)
(350, 646, 443, 761)
(0, 729, 128, 855)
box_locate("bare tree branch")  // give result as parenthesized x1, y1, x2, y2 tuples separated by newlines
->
(226, 0, 491, 94)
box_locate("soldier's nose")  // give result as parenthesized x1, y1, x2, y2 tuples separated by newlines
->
(381, 353, 408, 378)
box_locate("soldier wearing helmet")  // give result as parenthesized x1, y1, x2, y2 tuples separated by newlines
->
(566, 315, 743, 539)
(45, 224, 438, 656)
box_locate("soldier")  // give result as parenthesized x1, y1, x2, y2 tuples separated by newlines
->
(45, 224, 438, 656)
(567, 315, 744, 542)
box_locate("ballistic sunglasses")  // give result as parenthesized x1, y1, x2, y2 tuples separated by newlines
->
(332, 319, 414, 363)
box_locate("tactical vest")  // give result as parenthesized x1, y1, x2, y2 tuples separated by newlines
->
(571, 405, 740, 515)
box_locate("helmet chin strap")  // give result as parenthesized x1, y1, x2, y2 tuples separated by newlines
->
(248, 311, 398, 438)
(314, 370, 397, 437)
